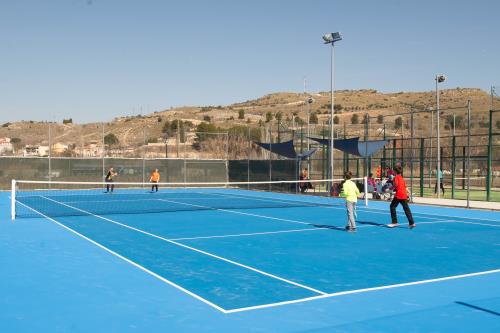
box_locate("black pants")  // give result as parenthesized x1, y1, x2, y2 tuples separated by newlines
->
(105, 180, 114, 193)
(151, 182, 158, 192)
(434, 182, 445, 194)
(390, 198, 414, 225)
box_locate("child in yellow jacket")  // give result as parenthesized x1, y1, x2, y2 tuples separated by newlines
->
(340, 171, 360, 232)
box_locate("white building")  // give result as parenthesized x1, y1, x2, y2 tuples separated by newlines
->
(51, 142, 68, 154)
(23, 145, 49, 157)
(0, 138, 13, 155)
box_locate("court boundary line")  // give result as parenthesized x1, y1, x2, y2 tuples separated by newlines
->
(418, 220, 500, 228)
(198, 190, 499, 224)
(156, 198, 317, 226)
(197, 191, 446, 222)
(224, 268, 500, 313)
(169, 227, 327, 241)
(170, 219, 500, 242)
(15, 200, 229, 313)
(40, 196, 328, 296)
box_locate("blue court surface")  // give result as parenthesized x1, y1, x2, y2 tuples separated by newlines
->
(1, 188, 499, 332)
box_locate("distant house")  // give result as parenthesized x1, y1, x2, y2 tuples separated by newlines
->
(51, 142, 69, 154)
(23, 145, 49, 157)
(0, 138, 13, 155)
(74, 141, 104, 157)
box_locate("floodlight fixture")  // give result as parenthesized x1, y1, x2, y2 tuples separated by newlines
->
(323, 32, 342, 44)
(436, 75, 446, 83)
(307, 97, 314, 104)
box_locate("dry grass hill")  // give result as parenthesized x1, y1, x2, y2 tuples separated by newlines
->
(1, 88, 498, 158)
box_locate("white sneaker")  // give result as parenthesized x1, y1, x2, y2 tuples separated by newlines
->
(387, 223, 398, 228)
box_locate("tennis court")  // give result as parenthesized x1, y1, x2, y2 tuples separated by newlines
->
(2, 180, 500, 332)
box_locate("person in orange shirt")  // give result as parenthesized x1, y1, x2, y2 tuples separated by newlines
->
(387, 166, 415, 229)
(150, 168, 160, 192)
(376, 165, 382, 179)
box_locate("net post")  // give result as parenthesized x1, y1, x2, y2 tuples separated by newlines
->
(11, 179, 16, 220)
(363, 176, 368, 206)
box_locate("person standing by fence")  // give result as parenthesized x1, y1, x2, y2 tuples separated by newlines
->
(434, 169, 445, 196)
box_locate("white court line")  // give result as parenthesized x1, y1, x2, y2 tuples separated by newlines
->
(202, 190, 499, 224)
(41, 196, 327, 296)
(63, 197, 226, 204)
(199, 191, 445, 221)
(156, 198, 316, 227)
(169, 227, 327, 241)
(225, 268, 500, 313)
(356, 205, 500, 223)
(418, 220, 500, 228)
(169, 224, 378, 241)
(15, 200, 228, 313)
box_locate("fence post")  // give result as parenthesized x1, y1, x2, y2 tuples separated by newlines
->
(343, 123, 347, 174)
(392, 139, 396, 168)
(364, 113, 368, 178)
(101, 122, 105, 180)
(486, 110, 492, 201)
(269, 127, 272, 191)
(322, 122, 326, 179)
(382, 124, 386, 169)
(462, 146, 466, 190)
(420, 138, 424, 197)
(247, 126, 251, 187)
(410, 110, 414, 202)
(299, 124, 303, 155)
(451, 136, 456, 199)
(364, 176, 368, 206)
(467, 101, 471, 207)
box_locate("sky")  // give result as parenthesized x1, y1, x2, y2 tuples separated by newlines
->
(1, 0, 499, 123)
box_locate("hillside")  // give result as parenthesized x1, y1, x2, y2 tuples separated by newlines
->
(0, 88, 498, 159)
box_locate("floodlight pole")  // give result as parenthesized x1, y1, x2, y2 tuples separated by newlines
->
(435, 75, 445, 199)
(322, 32, 341, 189)
(329, 42, 335, 183)
(306, 96, 313, 173)
(436, 76, 440, 199)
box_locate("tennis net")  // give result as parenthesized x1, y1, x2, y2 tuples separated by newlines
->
(11, 178, 367, 219)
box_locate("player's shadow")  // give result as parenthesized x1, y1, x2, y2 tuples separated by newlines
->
(455, 301, 500, 316)
(312, 224, 349, 232)
(358, 220, 406, 228)
(357, 221, 387, 227)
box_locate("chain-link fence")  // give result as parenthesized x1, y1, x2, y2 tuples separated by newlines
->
(1, 104, 499, 201)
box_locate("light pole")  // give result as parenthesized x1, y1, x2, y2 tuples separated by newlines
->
(323, 32, 342, 185)
(306, 97, 314, 174)
(435, 74, 446, 199)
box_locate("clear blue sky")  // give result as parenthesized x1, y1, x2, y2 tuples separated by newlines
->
(1, 0, 499, 123)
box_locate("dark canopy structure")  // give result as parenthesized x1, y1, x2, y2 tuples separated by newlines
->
(308, 137, 388, 157)
(254, 140, 317, 160)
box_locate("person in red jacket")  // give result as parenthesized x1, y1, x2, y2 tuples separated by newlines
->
(387, 166, 415, 229)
